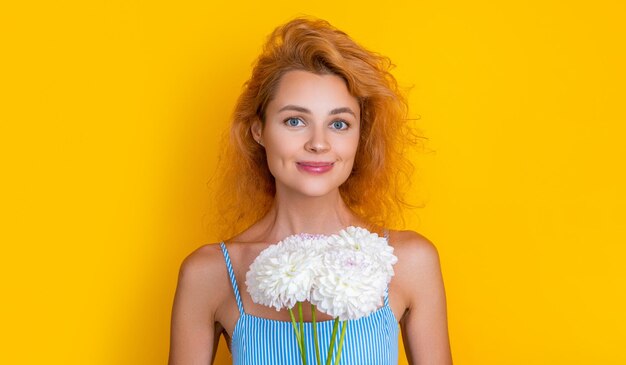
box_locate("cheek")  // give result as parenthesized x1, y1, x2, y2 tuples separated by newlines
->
(264, 138, 296, 159)
(262, 140, 297, 176)
(340, 133, 360, 159)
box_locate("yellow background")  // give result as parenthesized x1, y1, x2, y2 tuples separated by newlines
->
(2, 1, 625, 364)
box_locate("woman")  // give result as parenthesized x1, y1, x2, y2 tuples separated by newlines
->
(169, 17, 452, 365)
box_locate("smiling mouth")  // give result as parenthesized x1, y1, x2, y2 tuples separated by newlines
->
(296, 161, 334, 174)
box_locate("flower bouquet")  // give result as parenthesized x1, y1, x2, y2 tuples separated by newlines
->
(245, 227, 397, 365)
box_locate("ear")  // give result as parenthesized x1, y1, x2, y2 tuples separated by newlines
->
(250, 119, 263, 142)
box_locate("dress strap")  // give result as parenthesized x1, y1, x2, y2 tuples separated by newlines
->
(383, 228, 390, 307)
(219, 242, 245, 314)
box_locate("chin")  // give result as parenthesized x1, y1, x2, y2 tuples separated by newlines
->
(295, 186, 338, 198)
(280, 179, 346, 198)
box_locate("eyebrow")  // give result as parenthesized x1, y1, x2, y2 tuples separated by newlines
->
(278, 105, 357, 118)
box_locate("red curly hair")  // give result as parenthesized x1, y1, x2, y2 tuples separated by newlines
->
(213, 17, 416, 237)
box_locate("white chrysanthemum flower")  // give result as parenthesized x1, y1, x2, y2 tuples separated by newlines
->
(327, 226, 398, 280)
(311, 246, 389, 321)
(245, 234, 327, 311)
(246, 227, 397, 320)
(310, 227, 398, 321)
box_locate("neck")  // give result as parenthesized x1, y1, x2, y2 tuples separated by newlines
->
(247, 188, 364, 243)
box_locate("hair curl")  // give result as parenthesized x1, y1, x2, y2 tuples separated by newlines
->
(213, 17, 417, 237)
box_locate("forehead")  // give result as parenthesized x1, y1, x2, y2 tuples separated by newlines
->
(267, 70, 360, 116)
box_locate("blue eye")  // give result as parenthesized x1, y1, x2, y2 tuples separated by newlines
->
(331, 120, 349, 130)
(285, 117, 304, 127)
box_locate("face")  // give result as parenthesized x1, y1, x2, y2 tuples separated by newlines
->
(252, 70, 361, 198)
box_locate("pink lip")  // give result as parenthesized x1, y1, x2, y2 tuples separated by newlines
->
(296, 161, 334, 174)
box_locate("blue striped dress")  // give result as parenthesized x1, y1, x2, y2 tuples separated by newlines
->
(220, 242, 399, 365)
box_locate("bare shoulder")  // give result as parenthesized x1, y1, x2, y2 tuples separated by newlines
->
(170, 244, 229, 364)
(388, 231, 452, 363)
(180, 243, 224, 275)
(176, 243, 229, 303)
(389, 230, 441, 269)
(388, 230, 444, 300)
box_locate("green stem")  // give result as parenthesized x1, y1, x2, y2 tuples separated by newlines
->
(311, 304, 321, 365)
(298, 302, 307, 364)
(334, 321, 348, 365)
(289, 307, 305, 363)
(325, 318, 340, 365)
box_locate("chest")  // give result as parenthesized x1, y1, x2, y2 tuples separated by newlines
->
(230, 306, 399, 365)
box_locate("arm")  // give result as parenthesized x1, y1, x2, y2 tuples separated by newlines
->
(398, 233, 453, 365)
(169, 246, 223, 365)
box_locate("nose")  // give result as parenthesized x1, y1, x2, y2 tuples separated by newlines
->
(304, 127, 330, 153)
